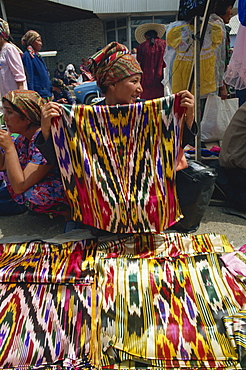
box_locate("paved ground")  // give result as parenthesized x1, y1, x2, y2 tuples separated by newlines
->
(0, 204, 245, 248)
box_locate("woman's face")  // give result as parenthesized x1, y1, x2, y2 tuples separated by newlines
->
(3, 101, 30, 135)
(31, 36, 42, 52)
(109, 74, 143, 105)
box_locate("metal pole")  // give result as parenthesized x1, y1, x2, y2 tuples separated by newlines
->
(194, 15, 201, 162)
(0, 0, 7, 21)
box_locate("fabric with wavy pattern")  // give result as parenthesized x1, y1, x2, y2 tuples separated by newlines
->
(51, 96, 185, 234)
(0, 239, 98, 369)
(1, 233, 246, 369)
(97, 233, 246, 369)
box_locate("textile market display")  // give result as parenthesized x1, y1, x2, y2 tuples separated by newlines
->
(97, 233, 246, 369)
(51, 95, 185, 233)
(164, 16, 226, 97)
(0, 238, 98, 369)
(0, 233, 246, 369)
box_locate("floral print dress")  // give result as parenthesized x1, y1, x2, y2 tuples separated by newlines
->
(3, 130, 69, 217)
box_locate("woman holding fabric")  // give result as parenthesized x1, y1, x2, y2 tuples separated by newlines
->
(0, 18, 27, 98)
(21, 30, 52, 101)
(35, 42, 195, 232)
(39, 42, 194, 139)
(32, 43, 246, 370)
(0, 90, 69, 217)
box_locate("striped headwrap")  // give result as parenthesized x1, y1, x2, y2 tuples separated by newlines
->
(88, 42, 142, 88)
(21, 30, 41, 58)
(3, 90, 44, 126)
(21, 30, 40, 47)
(0, 18, 10, 40)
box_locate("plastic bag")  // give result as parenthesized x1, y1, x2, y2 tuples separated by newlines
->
(201, 95, 238, 142)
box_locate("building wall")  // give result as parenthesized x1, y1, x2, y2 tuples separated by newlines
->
(43, 17, 105, 74)
(9, 17, 105, 77)
(93, 0, 179, 14)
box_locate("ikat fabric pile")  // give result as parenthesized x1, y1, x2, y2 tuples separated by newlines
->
(51, 96, 184, 233)
(0, 233, 246, 369)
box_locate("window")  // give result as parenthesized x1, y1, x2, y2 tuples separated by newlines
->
(106, 18, 128, 46)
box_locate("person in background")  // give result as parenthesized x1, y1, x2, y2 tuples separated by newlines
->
(64, 64, 79, 86)
(211, 101, 246, 212)
(52, 78, 75, 105)
(0, 18, 27, 99)
(215, 0, 235, 99)
(224, 0, 246, 106)
(131, 47, 137, 58)
(79, 58, 94, 82)
(135, 23, 166, 99)
(0, 90, 69, 219)
(53, 62, 64, 81)
(21, 30, 52, 101)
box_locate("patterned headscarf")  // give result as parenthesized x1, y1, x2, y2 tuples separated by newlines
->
(21, 30, 41, 58)
(21, 30, 40, 47)
(88, 42, 142, 88)
(0, 18, 10, 40)
(3, 90, 44, 126)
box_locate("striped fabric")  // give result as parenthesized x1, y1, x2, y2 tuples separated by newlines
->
(0, 234, 246, 369)
(97, 233, 246, 369)
(0, 239, 98, 369)
(51, 95, 185, 233)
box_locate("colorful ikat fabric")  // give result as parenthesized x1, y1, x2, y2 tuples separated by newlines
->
(0, 234, 246, 369)
(51, 96, 185, 233)
(0, 239, 98, 369)
(96, 233, 246, 369)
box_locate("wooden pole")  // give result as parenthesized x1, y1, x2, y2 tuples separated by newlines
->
(194, 15, 201, 162)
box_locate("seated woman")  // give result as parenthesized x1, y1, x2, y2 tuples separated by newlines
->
(63, 64, 79, 86)
(0, 90, 70, 219)
(52, 78, 76, 105)
(35, 42, 196, 232)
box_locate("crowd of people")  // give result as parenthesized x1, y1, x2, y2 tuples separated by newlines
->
(0, 0, 245, 233)
(1, 3, 246, 369)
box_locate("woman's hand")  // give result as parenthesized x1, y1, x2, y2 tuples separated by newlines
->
(0, 129, 15, 153)
(57, 98, 68, 104)
(219, 85, 228, 100)
(176, 90, 195, 129)
(41, 102, 62, 141)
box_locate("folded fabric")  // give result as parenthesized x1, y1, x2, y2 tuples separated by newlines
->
(0, 234, 246, 369)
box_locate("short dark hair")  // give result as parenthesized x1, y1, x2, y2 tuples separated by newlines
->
(215, 0, 235, 15)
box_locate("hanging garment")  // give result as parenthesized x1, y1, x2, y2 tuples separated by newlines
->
(224, 24, 246, 90)
(239, 0, 246, 25)
(51, 96, 185, 234)
(164, 17, 226, 97)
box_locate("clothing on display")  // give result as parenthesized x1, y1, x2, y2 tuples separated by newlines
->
(51, 95, 185, 233)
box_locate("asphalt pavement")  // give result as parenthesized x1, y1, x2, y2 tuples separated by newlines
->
(0, 204, 245, 248)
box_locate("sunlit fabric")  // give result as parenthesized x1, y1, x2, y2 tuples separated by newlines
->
(51, 96, 185, 233)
